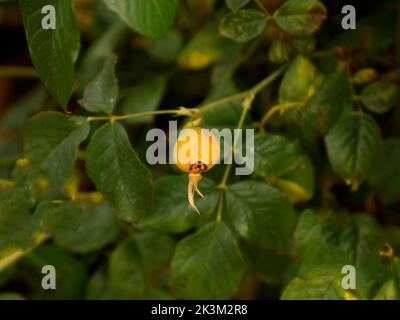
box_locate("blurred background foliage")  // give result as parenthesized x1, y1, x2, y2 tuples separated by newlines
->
(0, 0, 400, 300)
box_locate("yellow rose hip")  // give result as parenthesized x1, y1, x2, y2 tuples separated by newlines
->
(173, 127, 220, 214)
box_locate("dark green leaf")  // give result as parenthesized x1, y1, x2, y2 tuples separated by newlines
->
(369, 139, 400, 205)
(360, 81, 400, 114)
(0, 86, 46, 131)
(284, 210, 391, 299)
(122, 76, 167, 124)
(225, 181, 296, 251)
(201, 74, 251, 130)
(325, 113, 381, 190)
(25, 112, 90, 188)
(139, 175, 218, 234)
(86, 265, 111, 300)
(20, 0, 80, 109)
(109, 232, 175, 299)
(79, 23, 125, 90)
(291, 73, 354, 134)
(243, 243, 290, 285)
(86, 122, 153, 223)
(79, 54, 118, 114)
(0, 187, 37, 250)
(171, 222, 245, 299)
(103, 0, 178, 38)
(34, 200, 82, 237)
(220, 9, 267, 42)
(274, 0, 327, 36)
(54, 203, 122, 254)
(20, 245, 87, 299)
(147, 30, 183, 63)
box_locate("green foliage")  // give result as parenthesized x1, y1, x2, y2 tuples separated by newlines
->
(102, 0, 178, 38)
(1, 0, 400, 301)
(225, 181, 296, 252)
(225, 0, 250, 11)
(54, 203, 122, 254)
(274, 0, 327, 36)
(325, 113, 381, 190)
(282, 210, 392, 300)
(220, 9, 267, 43)
(19, 0, 80, 109)
(109, 232, 175, 299)
(369, 139, 400, 205)
(360, 81, 400, 114)
(24, 112, 90, 188)
(251, 133, 315, 203)
(79, 54, 119, 114)
(86, 122, 153, 223)
(122, 76, 167, 124)
(178, 18, 238, 70)
(171, 222, 245, 299)
(139, 176, 219, 234)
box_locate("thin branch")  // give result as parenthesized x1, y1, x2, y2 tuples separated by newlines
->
(200, 64, 287, 113)
(87, 107, 197, 122)
(0, 66, 38, 79)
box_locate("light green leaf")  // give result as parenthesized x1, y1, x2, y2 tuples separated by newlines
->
(139, 175, 218, 234)
(325, 113, 381, 190)
(171, 222, 245, 299)
(122, 76, 167, 124)
(268, 38, 291, 64)
(225, 181, 296, 251)
(225, 0, 250, 11)
(281, 275, 346, 300)
(79, 54, 118, 114)
(274, 0, 327, 36)
(353, 68, 377, 85)
(178, 18, 239, 70)
(0, 293, 25, 300)
(220, 9, 267, 42)
(54, 203, 122, 254)
(279, 55, 323, 105)
(20, 0, 80, 109)
(103, 0, 178, 38)
(360, 81, 400, 114)
(25, 112, 90, 188)
(86, 122, 153, 223)
(374, 280, 398, 300)
(250, 133, 315, 203)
